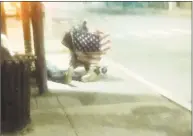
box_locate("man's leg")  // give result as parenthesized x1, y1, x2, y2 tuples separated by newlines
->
(64, 53, 77, 84)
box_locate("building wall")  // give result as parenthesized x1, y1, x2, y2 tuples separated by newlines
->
(84, 2, 191, 11)
(100, 2, 172, 9)
(177, 2, 192, 9)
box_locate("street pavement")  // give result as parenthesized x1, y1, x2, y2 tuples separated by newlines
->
(27, 92, 191, 136)
(10, 90, 191, 136)
(102, 15, 191, 108)
(46, 54, 162, 95)
(45, 7, 191, 110)
(96, 15, 191, 109)
(2, 5, 191, 136)
(5, 5, 191, 109)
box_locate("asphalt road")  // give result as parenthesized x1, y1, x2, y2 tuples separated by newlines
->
(93, 15, 191, 104)
(48, 8, 191, 106)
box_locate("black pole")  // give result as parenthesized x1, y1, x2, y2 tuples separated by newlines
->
(30, 2, 48, 94)
(21, 2, 32, 54)
(1, 2, 7, 35)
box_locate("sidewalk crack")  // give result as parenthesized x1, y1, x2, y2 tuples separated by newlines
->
(56, 96, 79, 136)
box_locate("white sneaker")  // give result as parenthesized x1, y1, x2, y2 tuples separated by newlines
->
(81, 68, 98, 82)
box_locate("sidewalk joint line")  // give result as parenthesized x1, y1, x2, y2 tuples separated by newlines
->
(56, 96, 79, 136)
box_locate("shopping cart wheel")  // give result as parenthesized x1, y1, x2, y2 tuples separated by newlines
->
(101, 67, 107, 74)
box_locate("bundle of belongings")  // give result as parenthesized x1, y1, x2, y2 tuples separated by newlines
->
(62, 21, 111, 83)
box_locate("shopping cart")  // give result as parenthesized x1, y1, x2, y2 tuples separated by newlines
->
(62, 21, 111, 82)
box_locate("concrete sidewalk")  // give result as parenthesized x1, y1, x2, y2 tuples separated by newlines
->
(45, 51, 191, 111)
(3, 41, 191, 136)
(23, 53, 190, 136)
(9, 91, 191, 136)
(45, 53, 159, 95)
(4, 17, 191, 136)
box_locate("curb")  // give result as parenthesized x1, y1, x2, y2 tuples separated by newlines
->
(105, 58, 192, 111)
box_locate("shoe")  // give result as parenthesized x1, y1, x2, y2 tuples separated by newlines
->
(81, 68, 98, 82)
